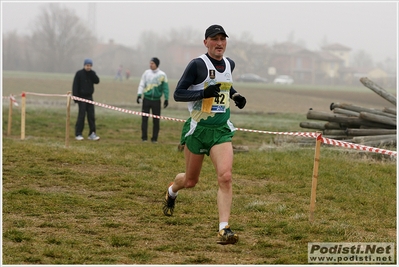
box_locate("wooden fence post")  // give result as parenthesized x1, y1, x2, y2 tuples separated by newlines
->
(65, 92, 71, 148)
(21, 92, 26, 140)
(7, 95, 13, 136)
(309, 132, 322, 222)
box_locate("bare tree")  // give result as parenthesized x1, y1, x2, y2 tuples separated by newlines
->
(167, 27, 202, 44)
(135, 30, 173, 75)
(30, 3, 96, 73)
(2, 31, 25, 71)
(2, 31, 38, 72)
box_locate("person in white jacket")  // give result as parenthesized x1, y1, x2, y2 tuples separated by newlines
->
(136, 57, 169, 143)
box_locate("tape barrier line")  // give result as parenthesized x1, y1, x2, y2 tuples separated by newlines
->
(322, 137, 397, 156)
(2, 95, 19, 106)
(25, 92, 69, 97)
(71, 96, 187, 123)
(237, 127, 396, 156)
(5, 93, 396, 157)
(236, 127, 318, 139)
(4, 91, 67, 105)
(71, 96, 396, 157)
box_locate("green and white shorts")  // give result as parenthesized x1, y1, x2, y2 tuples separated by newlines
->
(180, 118, 236, 156)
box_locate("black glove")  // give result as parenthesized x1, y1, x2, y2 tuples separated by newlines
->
(233, 94, 246, 109)
(136, 95, 141, 104)
(163, 100, 168, 108)
(203, 83, 221, 98)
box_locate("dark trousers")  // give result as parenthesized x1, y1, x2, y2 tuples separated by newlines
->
(75, 101, 96, 136)
(141, 98, 161, 141)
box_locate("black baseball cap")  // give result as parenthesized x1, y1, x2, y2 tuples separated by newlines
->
(205, 24, 229, 39)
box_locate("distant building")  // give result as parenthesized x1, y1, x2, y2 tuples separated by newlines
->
(268, 41, 356, 85)
(88, 39, 394, 88)
(321, 43, 352, 68)
(316, 50, 346, 85)
(269, 42, 319, 84)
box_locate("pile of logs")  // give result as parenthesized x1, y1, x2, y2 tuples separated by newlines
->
(299, 77, 397, 148)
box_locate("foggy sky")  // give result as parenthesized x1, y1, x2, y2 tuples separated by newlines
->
(1, 1, 398, 62)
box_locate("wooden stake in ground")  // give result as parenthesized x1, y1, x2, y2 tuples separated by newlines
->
(309, 132, 322, 222)
(21, 92, 26, 140)
(7, 95, 13, 136)
(65, 92, 71, 148)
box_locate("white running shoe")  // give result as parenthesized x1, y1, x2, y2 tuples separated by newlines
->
(88, 132, 100, 141)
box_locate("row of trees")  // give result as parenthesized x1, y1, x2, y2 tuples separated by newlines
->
(2, 3, 396, 81)
(3, 4, 96, 73)
(3, 4, 207, 77)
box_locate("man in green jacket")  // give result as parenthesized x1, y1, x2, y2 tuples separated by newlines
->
(137, 57, 169, 143)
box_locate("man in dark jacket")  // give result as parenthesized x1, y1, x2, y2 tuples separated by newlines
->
(73, 58, 100, 141)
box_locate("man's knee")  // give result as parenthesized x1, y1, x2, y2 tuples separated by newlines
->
(184, 180, 198, 188)
(218, 172, 232, 186)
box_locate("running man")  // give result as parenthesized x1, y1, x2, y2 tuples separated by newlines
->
(163, 25, 247, 245)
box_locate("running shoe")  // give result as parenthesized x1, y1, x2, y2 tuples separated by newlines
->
(88, 132, 100, 141)
(217, 225, 239, 245)
(163, 182, 176, 216)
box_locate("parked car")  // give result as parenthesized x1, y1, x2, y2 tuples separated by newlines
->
(273, 75, 294, 85)
(236, 73, 268, 83)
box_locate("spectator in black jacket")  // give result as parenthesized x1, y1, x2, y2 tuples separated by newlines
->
(73, 58, 100, 141)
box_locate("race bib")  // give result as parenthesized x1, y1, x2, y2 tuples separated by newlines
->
(201, 82, 231, 113)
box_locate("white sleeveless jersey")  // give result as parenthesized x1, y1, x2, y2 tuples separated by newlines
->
(187, 54, 234, 125)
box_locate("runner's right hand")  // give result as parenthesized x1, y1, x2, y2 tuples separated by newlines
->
(203, 83, 221, 98)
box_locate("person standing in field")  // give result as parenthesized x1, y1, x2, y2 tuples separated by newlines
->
(162, 25, 247, 245)
(114, 65, 123, 81)
(136, 57, 169, 143)
(72, 58, 100, 141)
(125, 68, 131, 80)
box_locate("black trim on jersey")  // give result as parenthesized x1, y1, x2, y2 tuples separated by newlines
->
(174, 53, 238, 102)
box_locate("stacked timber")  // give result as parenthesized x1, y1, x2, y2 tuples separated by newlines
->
(299, 78, 397, 148)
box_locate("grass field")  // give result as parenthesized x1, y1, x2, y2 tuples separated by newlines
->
(2, 71, 397, 264)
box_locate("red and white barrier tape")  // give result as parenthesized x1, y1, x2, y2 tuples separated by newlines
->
(237, 128, 396, 156)
(25, 92, 68, 97)
(71, 96, 187, 123)
(322, 137, 397, 156)
(71, 95, 396, 157)
(236, 127, 318, 139)
(4, 93, 396, 157)
(2, 95, 19, 106)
